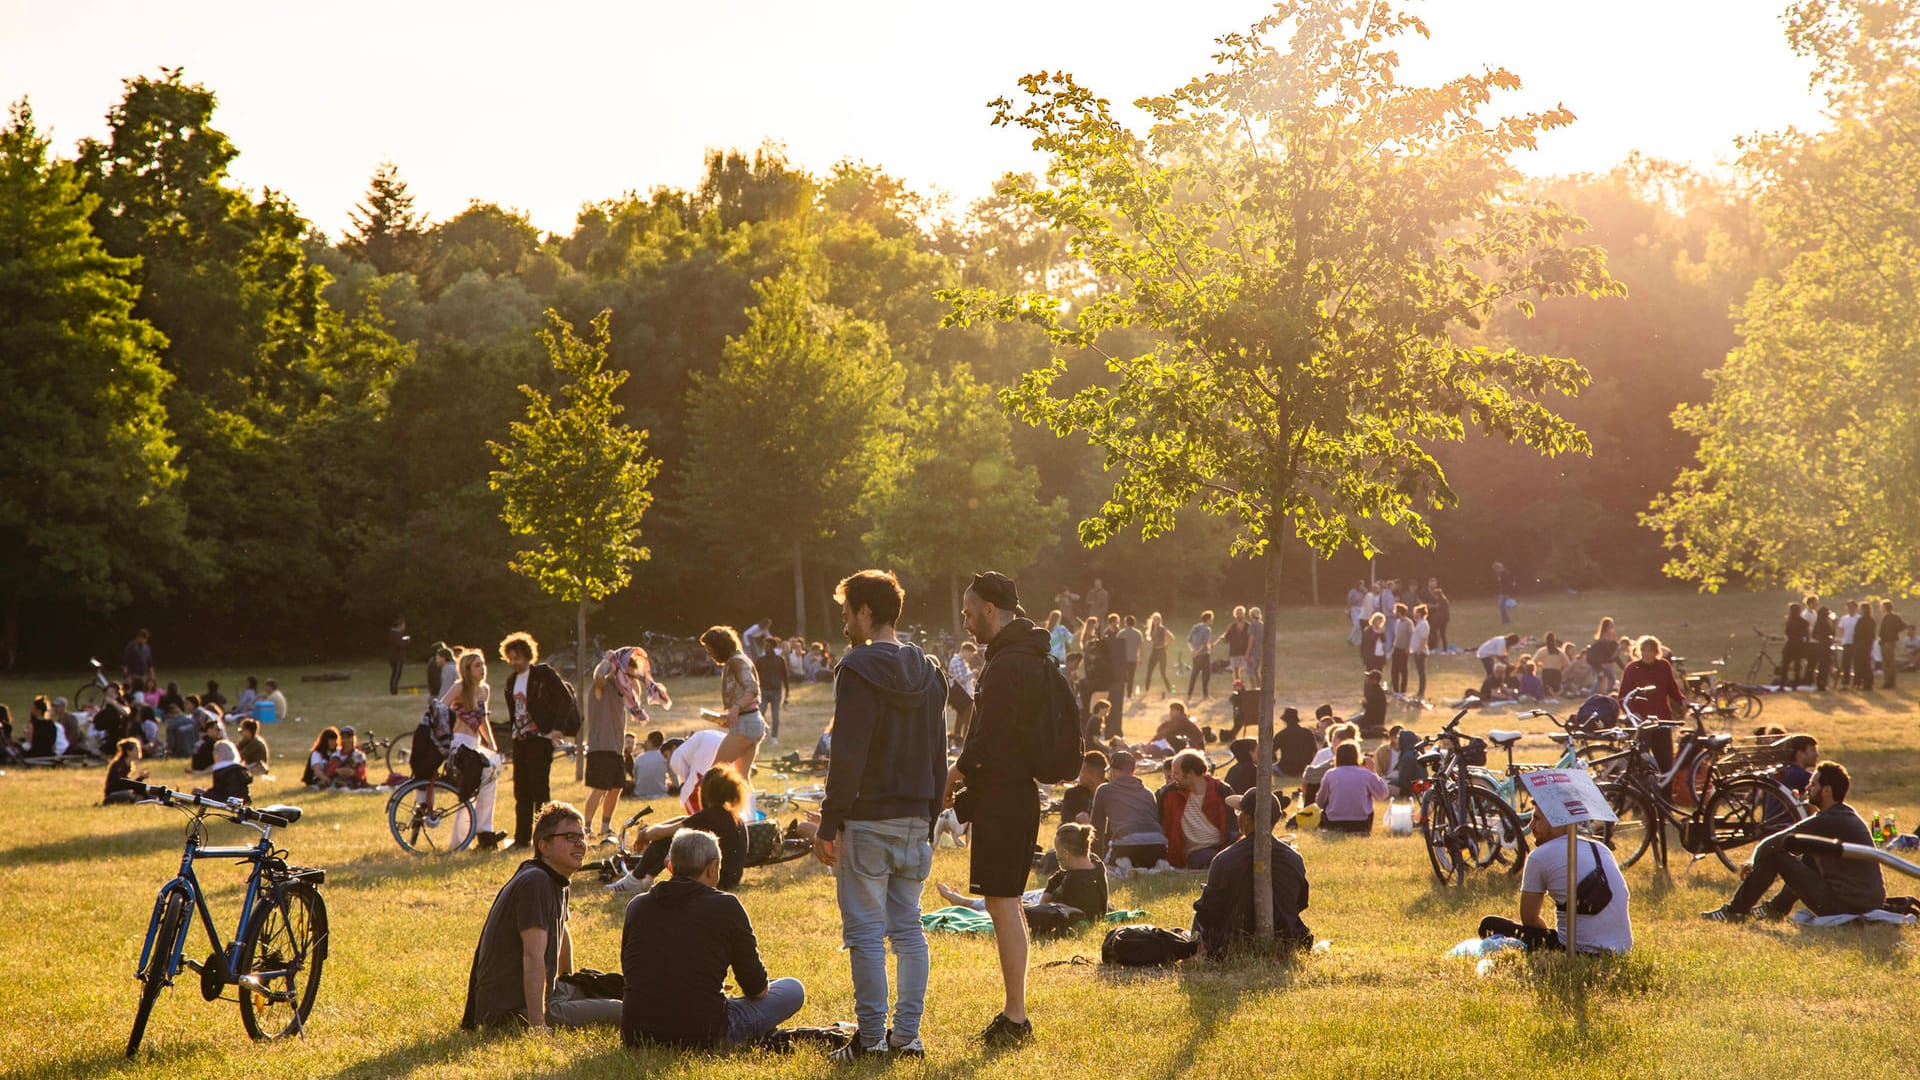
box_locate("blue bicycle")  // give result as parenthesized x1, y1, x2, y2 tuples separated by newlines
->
(125, 782, 329, 1057)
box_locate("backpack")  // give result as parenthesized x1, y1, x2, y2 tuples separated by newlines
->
(1101, 925, 1200, 967)
(1571, 695, 1620, 733)
(1024, 902, 1089, 939)
(1031, 655, 1086, 784)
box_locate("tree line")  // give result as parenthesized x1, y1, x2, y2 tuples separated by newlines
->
(3, 0, 1911, 668)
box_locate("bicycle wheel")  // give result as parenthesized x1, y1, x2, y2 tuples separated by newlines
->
(1716, 686, 1762, 720)
(1703, 777, 1806, 872)
(1594, 783, 1656, 868)
(387, 779, 475, 854)
(1421, 788, 1467, 887)
(128, 890, 189, 1057)
(1459, 786, 1529, 874)
(385, 734, 411, 774)
(76, 682, 106, 713)
(237, 880, 328, 1040)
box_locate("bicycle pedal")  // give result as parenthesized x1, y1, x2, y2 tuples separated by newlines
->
(200, 952, 228, 1001)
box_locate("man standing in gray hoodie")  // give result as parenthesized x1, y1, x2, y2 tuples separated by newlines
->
(813, 569, 949, 1062)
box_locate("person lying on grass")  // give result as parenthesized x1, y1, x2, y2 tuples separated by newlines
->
(937, 823, 1110, 920)
(620, 828, 805, 1050)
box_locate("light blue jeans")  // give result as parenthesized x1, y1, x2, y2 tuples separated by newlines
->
(726, 977, 806, 1045)
(835, 817, 932, 1045)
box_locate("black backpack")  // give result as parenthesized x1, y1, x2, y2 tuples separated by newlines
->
(1024, 902, 1089, 939)
(1031, 655, 1086, 784)
(1101, 925, 1200, 967)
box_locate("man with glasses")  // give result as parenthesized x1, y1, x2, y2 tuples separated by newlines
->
(462, 801, 621, 1031)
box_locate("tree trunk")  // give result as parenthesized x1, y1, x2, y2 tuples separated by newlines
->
(575, 598, 587, 782)
(1, 589, 16, 671)
(1309, 551, 1319, 608)
(1254, 523, 1285, 938)
(949, 572, 963, 640)
(791, 541, 808, 644)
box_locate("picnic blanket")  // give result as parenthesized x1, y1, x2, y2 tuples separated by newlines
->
(921, 907, 1151, 935)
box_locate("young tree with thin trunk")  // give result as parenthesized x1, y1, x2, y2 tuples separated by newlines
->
(490, 309, 659, 778)
(946, 0, 1619, 935)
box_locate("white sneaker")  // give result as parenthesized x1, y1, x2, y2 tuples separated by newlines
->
(1151, 859, 1173, 873)
(1114, 856, 1135, 872)
(605, 870, 653, 895)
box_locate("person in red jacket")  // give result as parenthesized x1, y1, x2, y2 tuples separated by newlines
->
(1156, 749, 1236, 869)
(1618, 636, 1686, 721)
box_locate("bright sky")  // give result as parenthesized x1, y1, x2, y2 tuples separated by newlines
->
(1, 0, 1825, 238)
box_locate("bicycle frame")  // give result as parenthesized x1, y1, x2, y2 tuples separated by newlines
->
(137, 816, 276, 995)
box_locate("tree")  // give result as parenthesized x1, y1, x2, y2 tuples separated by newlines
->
(682, 266, 902, 638)
(1644, 0, 1920, 595)
(945, 0, 1618, 934)
(862, 367, 1065, 633)
(342, 162, 428, 275)
(0, 99, 181, 666)
(489, 308, 660, 775)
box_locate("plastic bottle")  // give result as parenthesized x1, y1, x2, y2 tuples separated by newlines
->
(1888, 811, 1899, 838)
(1871, 813, 1884, 844)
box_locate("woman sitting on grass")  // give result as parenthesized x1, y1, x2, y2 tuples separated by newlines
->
(607, 763, 749, 896)
(937, 822, 1110, 919)
(104, 737, 149, 805)
(1315, 741, 1387, 833)
(302, 726, 339, 787)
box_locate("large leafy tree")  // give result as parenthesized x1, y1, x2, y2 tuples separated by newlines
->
(862, 367, 1064, 633)
(946, 0, 1618, 932)
(1645, 0, 1920, 595)
(682, 266, 902, 638)
(490, 308, 660, 755)
(0, 100, 181, 666)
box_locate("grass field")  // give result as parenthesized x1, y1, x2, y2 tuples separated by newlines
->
(3, 587, 1918, 1079)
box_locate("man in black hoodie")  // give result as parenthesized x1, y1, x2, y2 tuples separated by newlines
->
(951, 571, 1050, 1049)
(813, 569, 948, 1062)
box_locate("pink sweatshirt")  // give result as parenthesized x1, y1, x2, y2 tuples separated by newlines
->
(1316, 765, 1388, 822)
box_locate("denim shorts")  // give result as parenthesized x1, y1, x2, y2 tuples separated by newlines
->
(732, 708, 766, 740)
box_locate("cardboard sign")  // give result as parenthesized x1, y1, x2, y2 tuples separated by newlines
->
(1519, 769, 1619, 828)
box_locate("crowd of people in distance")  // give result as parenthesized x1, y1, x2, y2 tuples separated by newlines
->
(1770, 596, 1914, 691)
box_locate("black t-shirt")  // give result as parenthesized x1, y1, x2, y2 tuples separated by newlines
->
(683, 807, 748, 891)
(1044, 861, 1109, 916)
(753, 652, 788, 697)
(28, 717, 57, 757)
(1276, 724, 1319, 776)
(462, 860, 568, 1029)
(206, 763, 252, 804)
(1224, 623, 1251, 656)
(1060, 783, 1096, 823)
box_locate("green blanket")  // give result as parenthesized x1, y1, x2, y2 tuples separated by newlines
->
(920, 906, 1151, 935)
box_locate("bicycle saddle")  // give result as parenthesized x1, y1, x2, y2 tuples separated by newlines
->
(1704, 734, 1732, 751)
(259, 805, 303, 825)
(1486, 729, 1524, 747)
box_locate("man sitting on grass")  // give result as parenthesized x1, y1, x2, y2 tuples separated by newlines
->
(1477, 809, 1632, 953)
(1090, 750, 1169, 871)
(1191, 790, 1311, 958)
(621, 829, 805, 1049)
(462, 802, 622, 1031)
(1157, 748, 1234, 869)
(1703, 761, 1885, 922)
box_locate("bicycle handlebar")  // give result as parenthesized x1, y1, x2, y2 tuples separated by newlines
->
(130, 782, 296, 830)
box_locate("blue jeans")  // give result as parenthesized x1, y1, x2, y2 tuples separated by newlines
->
(726, 977, 805, 1045)
(835, 817, 932, 1045)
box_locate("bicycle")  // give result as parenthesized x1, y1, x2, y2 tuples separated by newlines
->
(76, 657, 112, 712)
(124, 782, 328, 1057)
(352, 730, 412, 775)
(1587, 692, 1807, 872)
(1411, 708, 1530, 886)
(385, 772, 479, 855)
(1470, 708, 1588, 820)
(1672, 650, 1763, 721)
(1744, 628, 1788, 688)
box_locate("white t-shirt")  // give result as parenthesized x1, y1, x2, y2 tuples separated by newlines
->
(1411, 620, 1431, 655)
(1839, 613, 1859, 645)
(1520, 834, 1632, 954)
(1477, 636, 1509, 660)
(511, 671, 530, 723)
(669, 729, 726, 814)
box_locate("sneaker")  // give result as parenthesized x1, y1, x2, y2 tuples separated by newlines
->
(1700, 905, 1746, 923)
(828, 1036, 888, 1064)
(598, 827, 618, 845)
(606, 870, 653, 896)
(1113, 856, 1135, 873)
(887, 1030, 926, 1058)
(980, 1013, 1033, 1049)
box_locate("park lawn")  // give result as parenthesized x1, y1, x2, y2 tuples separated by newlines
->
(3, 587, 1918, 1079)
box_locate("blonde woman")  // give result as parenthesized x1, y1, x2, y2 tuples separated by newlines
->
(702, 626, 764, 791)
(1143, 612, 1173, 696)
(441, 651, 503, 849)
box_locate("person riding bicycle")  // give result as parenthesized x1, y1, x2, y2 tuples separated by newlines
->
(1702, 761, 1885, 923)
(1477, 809, 1632, 954)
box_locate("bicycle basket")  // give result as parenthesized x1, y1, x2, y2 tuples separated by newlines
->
(1457, 737, 1488, 768)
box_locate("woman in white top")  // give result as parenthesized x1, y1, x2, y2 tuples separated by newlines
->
(1410, 605, 1432, 700)
(440, 650, 501, 845)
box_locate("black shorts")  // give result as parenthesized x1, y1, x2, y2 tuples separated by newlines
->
(968, 787, 1042, 898)
(584, 750, 625, 792)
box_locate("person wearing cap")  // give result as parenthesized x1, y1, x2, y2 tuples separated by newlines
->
(1191, 789, 1312, 958)
(1276, 707, 1319, 777)
(950, 571, 1051, 1049)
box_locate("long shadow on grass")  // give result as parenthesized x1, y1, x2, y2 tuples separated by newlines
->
(1780, 922, 1911, 970)
(326, 847, 525, 889)
(1400, 873, 1522, 918)
(2, 1041, 197, 1080)
(326, 1029, 496, 1079)
(3, 822, 194, 869)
